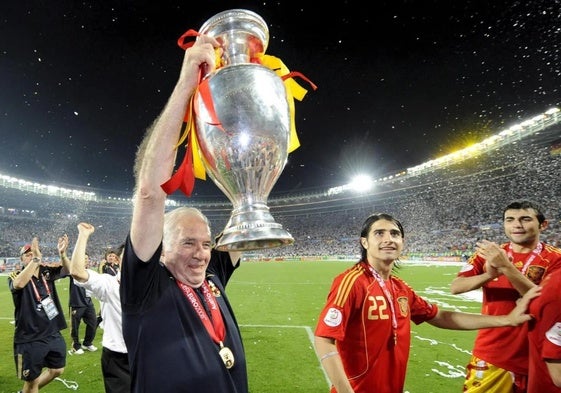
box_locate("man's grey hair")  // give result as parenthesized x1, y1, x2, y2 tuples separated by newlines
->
(163, 207, 211, 251)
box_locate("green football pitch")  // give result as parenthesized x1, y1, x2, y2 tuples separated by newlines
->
(0, 261, 481, 393)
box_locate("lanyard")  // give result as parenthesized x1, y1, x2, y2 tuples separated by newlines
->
(506, 242, 543, 274)
(369, 266, 398, 344)
(176, 280, 226, 345)
(30, 274, 51, 302)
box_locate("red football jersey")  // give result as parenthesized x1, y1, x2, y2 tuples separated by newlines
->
(456, 242, 561, 374)
(527, 268, 561, 392)
(315, 261, 438, 393)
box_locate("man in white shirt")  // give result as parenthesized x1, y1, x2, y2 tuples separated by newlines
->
(69, 222, 129, 393)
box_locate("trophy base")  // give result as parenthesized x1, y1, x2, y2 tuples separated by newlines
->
(215, 204, 294, 251)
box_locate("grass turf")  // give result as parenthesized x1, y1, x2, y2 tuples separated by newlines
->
(0, 261, 478, 393)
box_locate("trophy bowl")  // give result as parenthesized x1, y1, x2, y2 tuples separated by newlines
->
(195, 9, 294, 251)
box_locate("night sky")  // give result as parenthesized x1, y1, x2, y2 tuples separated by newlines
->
(1, 1, 560, 199)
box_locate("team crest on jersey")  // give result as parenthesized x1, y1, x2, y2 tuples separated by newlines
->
(323, 307, 342, 327)
(525, 265, 545, 285)
(397, 297, 409, 317)
(545, 322, 561, 346)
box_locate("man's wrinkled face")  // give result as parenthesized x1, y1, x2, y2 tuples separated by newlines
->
(163, 215, 212, 287)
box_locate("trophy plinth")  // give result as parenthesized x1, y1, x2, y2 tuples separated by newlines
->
(195, 10, 294, 251)
(218, 203, 294, 251)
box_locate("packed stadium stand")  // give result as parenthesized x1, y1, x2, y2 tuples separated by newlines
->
(1, 109, 560, 269)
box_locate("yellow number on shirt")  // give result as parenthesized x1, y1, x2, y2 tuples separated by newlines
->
(367, 295, 389, 320)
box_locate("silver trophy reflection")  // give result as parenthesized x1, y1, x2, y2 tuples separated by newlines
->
(194, 9, 294, 251)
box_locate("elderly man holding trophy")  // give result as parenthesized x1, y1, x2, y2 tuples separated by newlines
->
(120, 9, 314, 393)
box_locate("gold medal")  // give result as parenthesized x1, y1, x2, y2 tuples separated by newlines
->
(219, 345, 235, 369)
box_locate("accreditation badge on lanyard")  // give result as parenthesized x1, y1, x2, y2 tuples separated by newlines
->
(41, 296, 59, 320)
(31, 276, 60, 320)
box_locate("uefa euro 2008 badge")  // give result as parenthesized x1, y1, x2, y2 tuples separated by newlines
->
(323, 307, 342, 327)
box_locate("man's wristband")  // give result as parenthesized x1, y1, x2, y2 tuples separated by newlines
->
(320, 351, 339, 362)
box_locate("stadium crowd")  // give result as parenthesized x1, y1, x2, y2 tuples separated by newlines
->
(0, 127, 560, 269)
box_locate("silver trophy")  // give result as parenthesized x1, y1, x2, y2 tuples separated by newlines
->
(194, 9, 294, 251)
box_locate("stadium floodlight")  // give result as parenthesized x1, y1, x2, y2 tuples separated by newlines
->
(545, 107, 560, 115)
(348, 174, 373, 193)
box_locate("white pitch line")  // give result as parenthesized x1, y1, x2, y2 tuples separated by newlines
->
(240, 323, 332, 387)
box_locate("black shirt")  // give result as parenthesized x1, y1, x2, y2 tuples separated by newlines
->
(120, 236, 248, 393)
(68, 276, 94, 308)
(9, 265, 67, 343)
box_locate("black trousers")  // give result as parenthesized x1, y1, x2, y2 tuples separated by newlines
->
(70, 304, 98, 349)
(101, 347, 131, 393)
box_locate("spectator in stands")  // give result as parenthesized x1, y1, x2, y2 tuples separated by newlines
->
(69, 222, 130, 393)
(450, 199, 561, 392)
(314, 212, 540, 393)
(120, 33, 247, 393)
(67, 252, 99, 355)
(8, 235, 70, 393)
